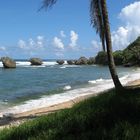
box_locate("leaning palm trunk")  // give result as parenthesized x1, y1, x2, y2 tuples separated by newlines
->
(101, 34, 106, 51)
(101, 0, 123, 90)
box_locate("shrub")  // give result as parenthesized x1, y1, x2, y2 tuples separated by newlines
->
(113, 50, 124, 65)
(95, 51, 108, 65)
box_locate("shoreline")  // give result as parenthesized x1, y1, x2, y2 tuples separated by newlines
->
(0, 79, 139, 129)
(9, 78, 140, 119)
(0, 91, 104, 129)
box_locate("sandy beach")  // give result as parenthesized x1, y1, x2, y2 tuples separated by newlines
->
(127, 79, 140, 87)
(0, 79, 139, 129)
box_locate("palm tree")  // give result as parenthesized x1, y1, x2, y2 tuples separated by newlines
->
(41, 0, 124, 91)
(91, 0, 123, 91)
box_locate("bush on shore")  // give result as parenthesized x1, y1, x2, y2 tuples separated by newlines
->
(113, 50, 124, 65)
(95, 51, 108, 65)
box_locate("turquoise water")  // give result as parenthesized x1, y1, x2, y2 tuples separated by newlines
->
(0, 61, 135, 110)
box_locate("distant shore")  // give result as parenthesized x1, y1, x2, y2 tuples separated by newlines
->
(0, 78, 139, 129)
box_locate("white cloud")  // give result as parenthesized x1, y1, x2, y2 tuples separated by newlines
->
(53, 37, 64, 49)
(55, 52, 64, 57)
(17, 35, 45, 57)
(29, 38, 35, 47)
(18, 40, 26, 49)
(112, 1, 140, 50)
(119, 1, 140, 26)
(37, 36, 44, 41)
(91, 40, 101, 49)
(0, 46, 6, 51)
(18, 35, 45, 50)
(36, 36, 44, 48)
(69, 30, 78, 48)
(60, 30, 66, 38)
(0, 46, 9, 56)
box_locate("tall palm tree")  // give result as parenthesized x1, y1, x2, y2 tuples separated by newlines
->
(41, 0, 124, 91)
(90, 0, 123, 91)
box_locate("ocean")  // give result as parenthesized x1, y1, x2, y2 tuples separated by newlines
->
(0, 60, 139, 116)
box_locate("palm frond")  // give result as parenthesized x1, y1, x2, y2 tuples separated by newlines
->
(39, 0, 57, 11)
(90, 0, 106, 51)
(90, 0, 101, 32)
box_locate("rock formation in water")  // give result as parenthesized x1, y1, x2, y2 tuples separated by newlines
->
(29, 58, 43, 65)
(56, 60, 64, 65)
(1, 57, 16, 68)
(75, 57, 88, 65)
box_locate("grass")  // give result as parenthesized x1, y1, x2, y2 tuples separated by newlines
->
(0, 89, 140, 140)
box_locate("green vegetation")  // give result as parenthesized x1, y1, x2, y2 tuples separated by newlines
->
(94, 50, 124, 65)
(113, 50, 124, 65)
(0, 89, 140, 140)
(95, 51, 108, 65)
(95, 36, 140, 66)
(123, 37, 140, 66)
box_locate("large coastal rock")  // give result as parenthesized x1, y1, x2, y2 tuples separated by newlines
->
(75, 57, 88, 65)
(1, 57, 16, 68)
(88, 57, 95, 65)
(56, 60, 64, 65)
(29, 58, 43, 65)
(67, 60, 76, 65)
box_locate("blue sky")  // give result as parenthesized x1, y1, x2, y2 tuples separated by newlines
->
(0, 0, 139, 59)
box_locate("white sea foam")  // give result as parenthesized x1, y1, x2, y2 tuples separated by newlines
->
(88, 80, 96, 84)
(60, 66, 66, 69)
(96, 78, 104, 82)
(88, 78, 111, 84)
(16, 61, 31, 66)
(16, 61, 57, 67)
(62, 65, 82, 68)
(63, 85, 71, 90)
(42, 61, 57, 66)
(0, 62, 3, 67)
(1, 69, 140, 116)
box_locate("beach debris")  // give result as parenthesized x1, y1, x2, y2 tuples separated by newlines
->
(1, 57, 16, 68)
(2, 113, 14, 120)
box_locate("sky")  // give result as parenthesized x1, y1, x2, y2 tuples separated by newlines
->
(0, 0, 139, 59)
